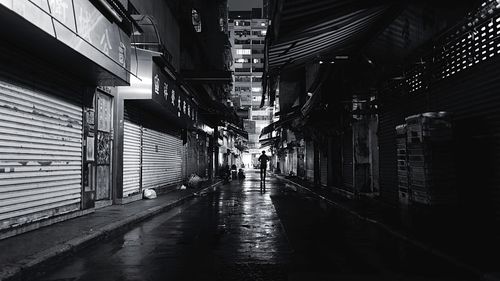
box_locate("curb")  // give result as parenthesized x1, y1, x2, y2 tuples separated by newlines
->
(0, 181, 222, 281)
(275, 175, 490, 280)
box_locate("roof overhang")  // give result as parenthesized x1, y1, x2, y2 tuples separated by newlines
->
(260, 109, 302, 136)
(266, 0, 404, 73)
(0, 1, 132, 86)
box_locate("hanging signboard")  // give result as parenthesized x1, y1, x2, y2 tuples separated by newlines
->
(151, 61, 198, 126)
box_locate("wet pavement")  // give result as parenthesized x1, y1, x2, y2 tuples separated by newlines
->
(37, 171, 479, 281)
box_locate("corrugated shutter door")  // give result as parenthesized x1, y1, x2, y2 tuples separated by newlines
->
(123, 120, 141, 197)
(320, 151, 328, 186)
(142, 128, 182, 189)
(342, 130, 353, 190)
(0, 80, 82, 230)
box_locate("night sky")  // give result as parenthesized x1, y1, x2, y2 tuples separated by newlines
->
(228, 0, 262, 11)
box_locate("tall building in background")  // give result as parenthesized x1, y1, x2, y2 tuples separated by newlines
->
(229, 6, 277, 167)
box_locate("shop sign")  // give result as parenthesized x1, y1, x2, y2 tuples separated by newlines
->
(1, 0, 130, 79)
(152, 63, 198, 125)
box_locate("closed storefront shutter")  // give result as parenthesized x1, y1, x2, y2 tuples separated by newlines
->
(187, 133, 198, 176)
(0, 80, 82, 230)
(305, 141, 314, 181)
(320, 150, 328, 186)
(122, 120, 141, 197)
(342, 130, 353, 191)
(142, 128, 182, 189)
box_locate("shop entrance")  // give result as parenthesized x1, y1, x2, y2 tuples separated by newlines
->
(82, 91, 113, 209)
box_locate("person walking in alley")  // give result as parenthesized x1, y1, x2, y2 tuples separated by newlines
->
(258, 150, 270, 182)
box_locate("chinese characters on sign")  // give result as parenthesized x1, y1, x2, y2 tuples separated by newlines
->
(2, 0, 130, 78)
(152, 62, 198, 125)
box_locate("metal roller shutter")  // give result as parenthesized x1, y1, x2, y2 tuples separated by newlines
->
(0, 80, 82, 230)
(342, 130, 353, 191)
(320, 150, 328, 186)
(123, 120, 142, 197)
(142, 128, 182, 189)
(305, 141, 314, 181)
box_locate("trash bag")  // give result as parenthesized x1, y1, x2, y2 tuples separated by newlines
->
(188, 174, 202, 188)
(143, 188, 157, 199)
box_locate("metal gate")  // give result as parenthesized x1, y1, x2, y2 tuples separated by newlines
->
(122, 120, 141, 197)
(342, 129, 353, 190)
(0, 80, 82, 230)
(320, 150, 328, 186)
(142, 128, 182, 189)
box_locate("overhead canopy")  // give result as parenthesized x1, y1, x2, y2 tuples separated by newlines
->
(301, 64, 333, 117)
(187, 83, 242, 128)
(131, 15, 162, 52)
(0, 0, 133, 85)
(267, 0, 403, 72)
(259, 136, 280, 148)
(226, 122, 249, 140)
(260, 109, 302, 136)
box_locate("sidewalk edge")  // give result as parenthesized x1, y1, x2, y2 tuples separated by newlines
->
(0, 181, 222, 281)
(275, 175, 491, 280)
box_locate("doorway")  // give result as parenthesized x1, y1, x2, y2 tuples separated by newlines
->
(82, 91, 113, 209)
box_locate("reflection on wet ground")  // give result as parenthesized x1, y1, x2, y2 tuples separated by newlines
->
(39, 171, 477, 281)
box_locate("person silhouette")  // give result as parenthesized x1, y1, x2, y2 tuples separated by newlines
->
(258, 150, 270, 189)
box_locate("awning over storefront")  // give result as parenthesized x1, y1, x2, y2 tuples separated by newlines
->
(266, 1, 404, 73)
(268, 2, 398, 71)
(0, 1, 133, 85)
(259, 136, 280, 148)
(226, 123, 249, 140)
(259, 136, 280, 143)
(260, 110, 302, 136)
(301, 64, 332, 117)
(190, 84, 242, 129)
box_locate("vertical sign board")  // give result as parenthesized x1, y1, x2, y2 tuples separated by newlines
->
(0, 0, 130, 81)
(151, 62, 198, 127)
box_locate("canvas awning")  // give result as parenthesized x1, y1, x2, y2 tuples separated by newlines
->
(226, 123, 249, 140)
(260, 109, 302, 136)
(266, 0, 404, 72)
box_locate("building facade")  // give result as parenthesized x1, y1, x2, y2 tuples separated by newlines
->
(263, 0, 500, 249)
(0, 0, 236, 239)
(228, 8, 277, 167)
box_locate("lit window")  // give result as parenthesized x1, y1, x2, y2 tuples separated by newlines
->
(261, 23, 266, 27)
(252, 87, 261, 92)
(236, 49, 251, 55)
(192, 9, 201, 32)
(261, 30, 267, 35)
(253, 58, 260, 63)
(219, 18, 225, 32)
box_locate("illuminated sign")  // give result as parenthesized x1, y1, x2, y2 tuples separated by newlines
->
(0, 0, 130, 82)
(152, 62, 198, 125)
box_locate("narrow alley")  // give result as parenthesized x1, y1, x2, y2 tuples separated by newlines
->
(2, 0, 500, 280)
(37, 172, 474, 281)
